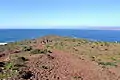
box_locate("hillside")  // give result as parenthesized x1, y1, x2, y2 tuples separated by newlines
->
(0, 35, 120, 80)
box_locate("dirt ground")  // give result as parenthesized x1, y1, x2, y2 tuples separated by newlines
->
(0, 35, 120, 80)
(10, 50, 119, 80)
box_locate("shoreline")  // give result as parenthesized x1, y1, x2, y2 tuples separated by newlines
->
(0, 43, 7, 45)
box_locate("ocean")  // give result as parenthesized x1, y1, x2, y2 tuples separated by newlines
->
(0, 29, 120, 43)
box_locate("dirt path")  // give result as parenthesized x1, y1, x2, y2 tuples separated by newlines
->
(18, 50, 118, 80)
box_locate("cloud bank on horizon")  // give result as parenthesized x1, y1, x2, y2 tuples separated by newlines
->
(0, 0, 120, 29)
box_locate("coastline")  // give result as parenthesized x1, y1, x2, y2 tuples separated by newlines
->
(0, 43, 7, 45)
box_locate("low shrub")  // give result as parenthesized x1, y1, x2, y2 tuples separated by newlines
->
(0, 57, 28, 79)
(19, 71, 33, 79)
(48, 50, 52, 53)
(13, 57, 28, 68)
(90, 56, 96, 61)
(5, 62, 14, 70)
(98, 62, 117, 67)
(0, 62, 5, 67)
(41, 65, 49, 69)
(17, 57, 28, 62)
(30, 49, 47, 54)
(22, 46, 32, 51)
(73, 76, 82, 79)
(7, 57, 27, 69)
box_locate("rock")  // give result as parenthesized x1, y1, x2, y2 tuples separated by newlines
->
(0, 53, 5, 58)
(47, 54, 54, 59)
(0, 62, 5, 67)
(20, 71, 33, 79)
(13, 50, 21, 53)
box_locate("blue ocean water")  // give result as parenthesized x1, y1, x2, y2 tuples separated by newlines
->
(0, 29, 120, 42)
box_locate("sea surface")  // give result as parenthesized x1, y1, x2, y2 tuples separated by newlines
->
(0, 29, 120, 43)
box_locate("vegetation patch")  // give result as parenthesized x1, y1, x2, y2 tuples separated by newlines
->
(0, 62, 5, 67)
(0, 56, 28, 79)
(41, 65, 49, 69)
(17, 57, 28, 62)
(19, 71, 33, 79)
(22, 46, 32, 51)
(0, 46, 6, 52)
(1, 35, 120, 79)
(73, 76, 83, 80)
(0, 62, 18, 79)
(98, 61, 117, 67)
(30, 49, 51, 54)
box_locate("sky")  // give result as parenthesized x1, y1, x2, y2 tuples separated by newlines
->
(0, 0, 120, 29)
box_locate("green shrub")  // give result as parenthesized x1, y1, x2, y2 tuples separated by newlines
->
(22, 46, 32, 51)
(111, 57, 116, 61)
(41, 65, 49, 69)
(0, 57, 27, 79)
(0, 61, 18, 79)
(17, 57, 28, 62)
(0, 46, 6, 52)
(19, 71, 33, 79)
(98, 62, 117, 67)
(13, 57, 28, 68)
(5, 62, 14, 70)
(90, 56, 96, 61)
(0, 62, 5, 67)
(104, 42, 110, 46)
(73, 76, 82, 79)
(30, 49, 48, 54)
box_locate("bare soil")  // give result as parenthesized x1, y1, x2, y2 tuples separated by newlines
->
(0, 35, 120, 80)
(11, 50, 118, 80)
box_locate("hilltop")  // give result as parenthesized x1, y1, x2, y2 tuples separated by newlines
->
(0, 35, 120, 80)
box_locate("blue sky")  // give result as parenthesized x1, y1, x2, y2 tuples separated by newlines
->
(0, 0, 120, 29)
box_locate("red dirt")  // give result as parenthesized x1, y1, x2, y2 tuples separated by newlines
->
(14, 50, 119, 80)
(1, 36, 120, 80)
